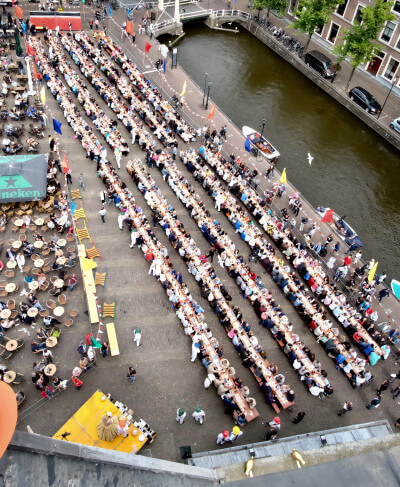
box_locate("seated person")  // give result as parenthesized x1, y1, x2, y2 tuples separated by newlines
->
(31, 341, 47, 353)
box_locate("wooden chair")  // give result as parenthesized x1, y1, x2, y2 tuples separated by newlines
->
(32, 268, 40, 276)
(42, 265, 50, 273)
(67, 234, 75, 242)
(13, 373, 25, 384)
(86, 244, 103, 260)
(7, 299, 15, 310)
(0, 290, 8, 297)
(67, 247, 76, 254)
(102, 301, 115, 319)
(23, 266, 30, 274)
(0, 282, 7, 289)
(58, 294, 66, 305)
(94, 271, 106, 287)
(50, 276, 57, 284)
(69, 309, 79, 318)
(41, 249, 50, 256)
(46, 299, 56, 310)
(39, 309, 49, 317)
(31, 254, 39, 261)
(10, 310, 17, 319)
(64, 318, 73, 327)
(4, 270, 14, 279)
(39, 281, 49, 292)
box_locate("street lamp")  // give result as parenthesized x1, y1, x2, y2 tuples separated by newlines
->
(202, 72, 208, 107)
(378, 75, 398, 120)
(205, 81, 212, 110)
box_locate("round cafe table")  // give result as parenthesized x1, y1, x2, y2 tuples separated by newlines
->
(3, 370, 16, 383)
(44, 364, 56, 376)
(53, 279, 64, 289)
(53, 306, 64, 317)
(34, 240, 44, 249)
(34, 259, 44, 268)
(6, 261, 16, 269)
(46, 336, 58, 348)
(0, 308, 11, 319)
(5, 340, 17, 351)
(14, 219, 23, 227)
(11, 240, 22, 249)
(57, 239, 67, 247)
(35, 218, 44, 226)
(5, 283, 16, 293)
(56, 257, 66, 266)
(27, 307, 39, 317)
(28, 281, 39, 291)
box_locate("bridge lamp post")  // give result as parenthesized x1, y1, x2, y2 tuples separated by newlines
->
(202, 73, 208, 107)
(377, 75, 398, 120)
(205, 81, 212, 110)
(257, 118, 267, 158)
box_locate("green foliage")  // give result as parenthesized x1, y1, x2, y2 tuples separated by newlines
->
(251, 0, 288, 16)
(291, 0, 342, 39)
(333, 0, 395, 69)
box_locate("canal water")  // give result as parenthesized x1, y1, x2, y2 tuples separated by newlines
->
(170, 23, 400, 280)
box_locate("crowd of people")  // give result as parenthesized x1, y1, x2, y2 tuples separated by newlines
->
(31, 32, 258, 423)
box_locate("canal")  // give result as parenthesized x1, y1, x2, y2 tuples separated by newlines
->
(170, 22, 400, 281)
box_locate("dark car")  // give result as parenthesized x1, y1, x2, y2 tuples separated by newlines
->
(304, 50, 335, 79)
(348, 87, 382, 114)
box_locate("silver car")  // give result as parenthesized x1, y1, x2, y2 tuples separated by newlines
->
(390, 117, 400, 134)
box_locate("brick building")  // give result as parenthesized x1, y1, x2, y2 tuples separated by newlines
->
(287, 0, 400, 92)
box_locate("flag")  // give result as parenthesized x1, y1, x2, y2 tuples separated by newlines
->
(70, 199, 77, 215)
(90, 337, 102, 349)
(244, 136, 251, 152)
(40, 86, 46, 104)
(321, 209, 334, 223)
(14, 5, 23, 19)
(53, 118, 62, 135)
(32, 63, 40, 80)
(163, 59, 166, 74)
(126, 21, 133, 34)
(62, 153, 69, 174)
(180, 80, 186, 97)
(82, 0, 85, 3)
(280, 168, 287, 183)
(207, 103, 216, 121)
(368, 262, 378, 283)
(26, 43, 36, 56)
(14, 30, 22, 57)
(81, 257, 97, 271)
(21, 21, 27, 34)
(108, 3, 112, 16)
(144, 40, 152, 53)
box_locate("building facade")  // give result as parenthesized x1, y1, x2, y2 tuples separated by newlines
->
(287, 0, 400, 91)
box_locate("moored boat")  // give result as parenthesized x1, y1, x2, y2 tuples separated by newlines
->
(318, 207, 362, 248)
(242, 126, 280, 162)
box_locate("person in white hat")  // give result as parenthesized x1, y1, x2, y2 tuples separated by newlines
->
(191, 340, 201, 362)
(176, 408, 186, 424)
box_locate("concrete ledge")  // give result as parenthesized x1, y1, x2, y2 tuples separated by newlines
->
(216, 431, 400, 483)
(8, 430, 219, 483)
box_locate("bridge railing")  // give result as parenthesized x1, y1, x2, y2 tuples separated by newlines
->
(180, 8, 212, 19)
(152, 18, 176, 31)
(212, 9, 251, 19)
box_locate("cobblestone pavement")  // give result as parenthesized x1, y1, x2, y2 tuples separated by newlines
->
(10, 1, 400, 463)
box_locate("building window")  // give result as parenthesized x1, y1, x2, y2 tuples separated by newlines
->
(328, 23, 340, 43)
(315, 23, 324, 35)
(381, 21, 396, 43)
(353, 5, 363, 23)
(336, 0, 348, 16)
(383, 58, 399, 80)
(396, 34, 400, 49)
(289, 0, 298, 13)
(393, 0, 400, 13)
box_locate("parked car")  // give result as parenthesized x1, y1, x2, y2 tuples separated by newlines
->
(390, 117, 400, 133)
(348, 87, 382, 114)
(304, 50, 335, 79)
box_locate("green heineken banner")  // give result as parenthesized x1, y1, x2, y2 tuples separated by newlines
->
(0, 155, 48, 202)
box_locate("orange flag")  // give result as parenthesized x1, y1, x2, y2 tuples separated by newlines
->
(207, 103, 215, 121)
(126, 21, 133, 34)
(14, 5, 23, 19)
(62, 153, 70, 174)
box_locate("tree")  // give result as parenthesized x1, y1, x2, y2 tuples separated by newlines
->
(251, 0, 288, 20)
(334, 0, 395, 90)
(291, 0, 344, 52)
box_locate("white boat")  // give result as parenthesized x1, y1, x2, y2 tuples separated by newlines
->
(318, 207, 362, 248)
(242, 126, 280, 162)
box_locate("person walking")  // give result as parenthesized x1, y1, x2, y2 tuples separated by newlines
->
(72, 376, 83, 391)
(100, 189, 107, 204)
(66, 170, 72, 185)
(134, 328, 142, 347)
(68, 274, 77, 292)
(127, 366, 136, 384)
(114, 148, 122, 170)
(117, 210, 126, 231)
(216, 430, 229, 445)
(293, 411, 306, 423)
(191, 341, 200, 362)
(338, 401, 353, 416)
(366, 394, 381, 410)
(176, 408, 186, 424)
(99, 206, 106, 224)
(130, 227, 138, 248)
(227, 426, 243, 443)
(101, 342, 110, 358)
(172, 146, 177, 160)
(79, 173, 85, 191)
(377, 379, 390, 394)
(269, 417, 281, 431)
(379, 288, 390, 303)
(192, 406, 205, 424)
(391, 384, 400, 399)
